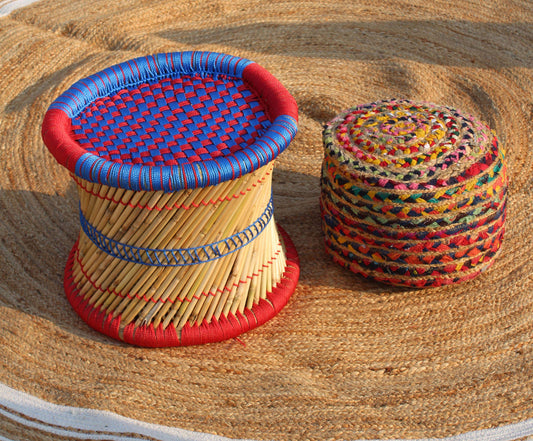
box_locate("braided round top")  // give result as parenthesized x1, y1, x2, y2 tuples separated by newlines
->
(42, 52, 298, 191)
(321, 99, 508, 288)
(323, 99, 504, 192)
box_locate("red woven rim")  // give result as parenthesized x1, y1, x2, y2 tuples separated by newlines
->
(63, 225, 300, 347)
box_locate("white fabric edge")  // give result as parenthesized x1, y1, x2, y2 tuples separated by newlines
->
(0, 382, 531, 441)
(0, 383, 240, 441)
(0, 0, 42, 16)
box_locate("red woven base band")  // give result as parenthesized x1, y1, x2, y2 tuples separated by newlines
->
(63, 225, 299, 347)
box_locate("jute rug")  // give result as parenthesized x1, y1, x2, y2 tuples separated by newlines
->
(0, 1, 531, 440)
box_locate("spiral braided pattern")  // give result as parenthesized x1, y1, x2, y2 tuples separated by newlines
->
(320, 99, 508, 288)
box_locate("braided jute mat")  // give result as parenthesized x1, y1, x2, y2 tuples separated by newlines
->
(0, 1, 531, 440)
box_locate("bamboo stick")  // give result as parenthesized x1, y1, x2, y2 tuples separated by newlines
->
(195, 247, 240, 325)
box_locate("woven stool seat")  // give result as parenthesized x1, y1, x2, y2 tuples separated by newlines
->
(320, 99, 507, 288)
(42, 51, 299, 346)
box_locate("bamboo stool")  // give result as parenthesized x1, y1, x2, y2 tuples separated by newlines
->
(320, 99, 507, 288)
(42, 51, 300, 346)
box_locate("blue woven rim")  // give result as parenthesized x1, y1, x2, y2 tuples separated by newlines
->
(45, 51, 298, 192)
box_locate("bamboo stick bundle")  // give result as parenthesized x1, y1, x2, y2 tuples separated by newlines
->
(83, 164, 272, 315)
(42, 51, 300, 346)
(70, 161, 291, 340)
(74, 179, 231, 298)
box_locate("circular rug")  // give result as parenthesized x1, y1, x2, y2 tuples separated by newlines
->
(0, 1, 531, 440)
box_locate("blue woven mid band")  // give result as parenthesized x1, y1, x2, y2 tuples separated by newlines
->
(79, 197, 274, 266)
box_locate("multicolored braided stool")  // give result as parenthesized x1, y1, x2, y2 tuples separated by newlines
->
(42, 51, 300, 346)
(320, 99, 507, 288)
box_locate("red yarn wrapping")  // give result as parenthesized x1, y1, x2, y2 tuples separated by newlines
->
(242, 63, 298, 122)
(63, 225, 299, 347)
(41, 109, 86, 175)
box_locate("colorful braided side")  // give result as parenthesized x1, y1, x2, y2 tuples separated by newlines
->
(320, 99, 508, 288)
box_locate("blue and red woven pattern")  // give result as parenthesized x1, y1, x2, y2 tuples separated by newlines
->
(42, 51, 298, 191)
(71, 76, 269, 167)
(321, 99, 507, 288)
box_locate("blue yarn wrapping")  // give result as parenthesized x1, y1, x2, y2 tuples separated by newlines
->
(79, 197, 274, 266)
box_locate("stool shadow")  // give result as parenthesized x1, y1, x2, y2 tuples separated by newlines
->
(5, 56, 95, 115)
(0, 183, 125, 347)
(157, 20, 533, 69)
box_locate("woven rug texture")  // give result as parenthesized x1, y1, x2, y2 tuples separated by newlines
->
(0, 1, 531, 440)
